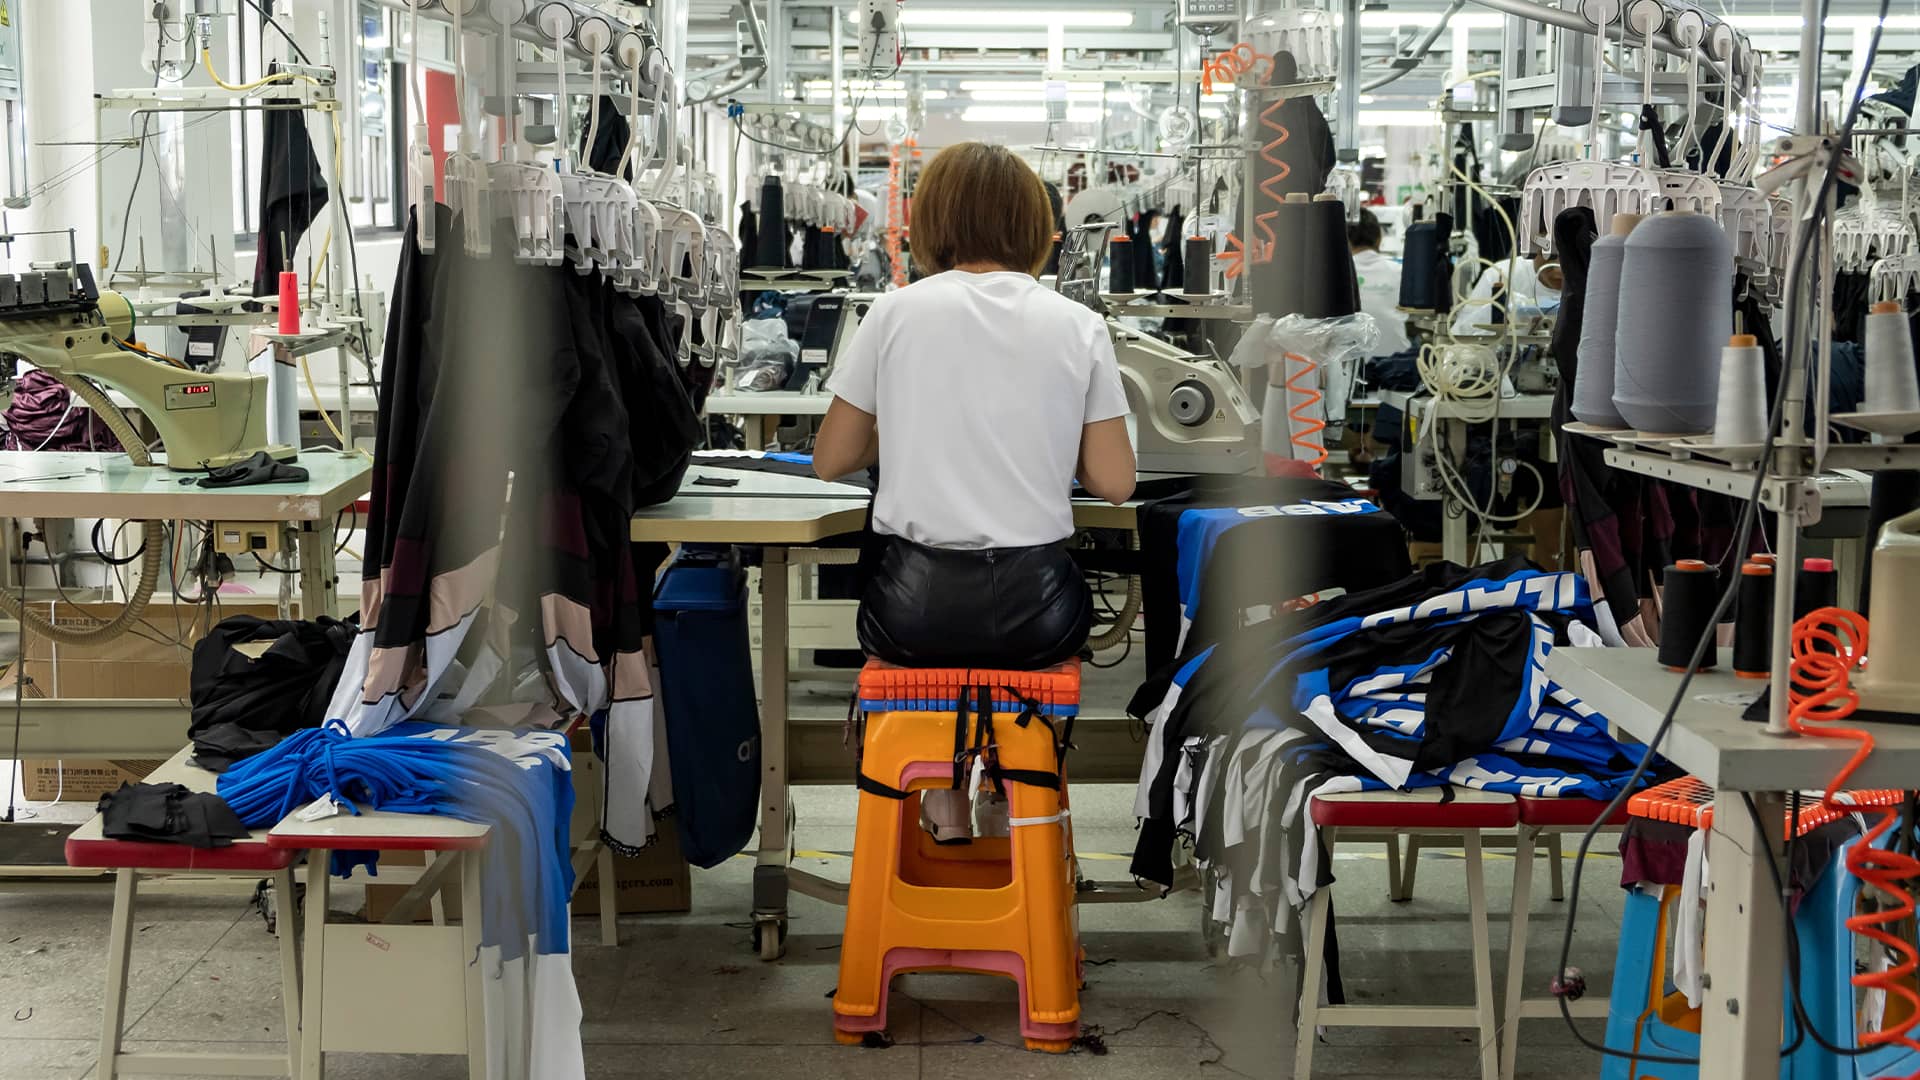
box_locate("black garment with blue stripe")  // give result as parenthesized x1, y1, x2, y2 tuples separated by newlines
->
(1131, 557, 1667, 889)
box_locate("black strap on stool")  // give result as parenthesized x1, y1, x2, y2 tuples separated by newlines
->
(854, 681, 1061, 798)
(1004, 685, 1075, 774)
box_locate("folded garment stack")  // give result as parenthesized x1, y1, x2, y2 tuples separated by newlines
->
(1129, 556, 1671, 963)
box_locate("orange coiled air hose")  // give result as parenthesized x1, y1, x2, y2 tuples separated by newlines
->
(1200, 44, 1276, 272)
(1251, 98, 1292, 266)
(1786, 607, 1920, 1063)
(1283, 351, 1326, 467)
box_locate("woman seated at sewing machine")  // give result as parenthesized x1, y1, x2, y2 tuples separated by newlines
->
(812, 141, 1135, 672)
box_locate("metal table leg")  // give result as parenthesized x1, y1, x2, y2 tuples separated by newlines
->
(752, 545, 792, 960)
(1699, 790, 1783, 1076)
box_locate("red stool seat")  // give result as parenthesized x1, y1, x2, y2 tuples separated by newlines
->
(65, 836, 296, 872)
(1514, 795, 1632, 829)
(1310, 789, 1520, 830)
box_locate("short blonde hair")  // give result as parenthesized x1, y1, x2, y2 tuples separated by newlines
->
(910, 142, 1056, 276)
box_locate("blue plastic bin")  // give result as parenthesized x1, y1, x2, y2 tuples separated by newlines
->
(653, 545, 762, 869)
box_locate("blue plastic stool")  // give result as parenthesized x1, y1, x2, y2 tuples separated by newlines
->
(1597, 834, 1919, 1080)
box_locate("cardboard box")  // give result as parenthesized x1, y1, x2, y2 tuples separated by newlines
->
(15, 599, 282, 801)
(20, 758, 164, 802)
(19, 599, 282, 700)
(570, 825, 693, 916)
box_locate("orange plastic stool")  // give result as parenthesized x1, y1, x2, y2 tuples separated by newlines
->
(833, 661, 1083, 1053)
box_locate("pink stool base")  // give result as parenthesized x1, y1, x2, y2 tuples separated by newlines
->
(833, 947, 1080, 1044)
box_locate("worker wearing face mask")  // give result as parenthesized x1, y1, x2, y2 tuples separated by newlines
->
(1449, 251, 1563, 337)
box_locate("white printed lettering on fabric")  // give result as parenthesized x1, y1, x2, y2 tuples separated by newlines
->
(1358, 572, 1579, 630)
(1234, 499, 1378, 519)
(408, 727, 573, 771)
(1447, 757, 1583, 798)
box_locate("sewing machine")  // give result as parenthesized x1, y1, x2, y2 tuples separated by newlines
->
(1858, 507, 1920, 719)
(1048, 223, 1260, 474)
(1111, 321, 1260, 474)
(0, 265, 289, 470)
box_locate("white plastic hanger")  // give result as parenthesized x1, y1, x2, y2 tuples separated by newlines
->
(406, 0, 437, 253)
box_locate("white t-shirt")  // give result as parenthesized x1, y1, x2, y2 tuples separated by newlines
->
(825, 269, 1129, 549)
(1449, 257, 1563, 337)
(1351, 249, 1411, 357)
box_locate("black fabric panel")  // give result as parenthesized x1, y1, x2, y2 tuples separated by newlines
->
(251, 95, 330, 296)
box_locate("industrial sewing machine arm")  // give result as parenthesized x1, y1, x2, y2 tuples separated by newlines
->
(0, 265, 289, 471)
(1054, 224, 1260, 475)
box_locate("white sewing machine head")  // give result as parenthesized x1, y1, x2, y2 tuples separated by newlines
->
(1110, 322, 1260, 475)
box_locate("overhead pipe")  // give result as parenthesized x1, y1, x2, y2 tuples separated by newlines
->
(687, 0, 769, 103)
(1460, 0, 1731, 84)
(1361, 0, 1466, 93)
(374, 0, 658, 75)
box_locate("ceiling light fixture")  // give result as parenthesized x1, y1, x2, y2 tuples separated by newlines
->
(848, 8, 1135, 28)
(960, 104, 1103, 124)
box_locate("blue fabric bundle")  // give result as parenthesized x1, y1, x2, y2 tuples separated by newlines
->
(218, 723, 575, 960)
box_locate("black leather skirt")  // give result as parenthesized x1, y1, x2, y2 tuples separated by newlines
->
(857, 535, 1092, 670)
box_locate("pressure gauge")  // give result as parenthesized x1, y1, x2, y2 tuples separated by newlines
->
(1177, 0, 1239, 37)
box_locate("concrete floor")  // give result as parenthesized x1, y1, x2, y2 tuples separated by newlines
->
(0, 657, 1628, 1080)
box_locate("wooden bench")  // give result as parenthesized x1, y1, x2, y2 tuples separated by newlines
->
(268, 797, 492, 1080)
(63, 745, 304, 1080)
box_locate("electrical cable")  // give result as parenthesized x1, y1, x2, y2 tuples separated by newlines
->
(1282, 351, 1328, 468)
(333, 506, 357, 557)
(296, 346, 369, 457)
(200, 44, 321, 94)
(237, 0, 313, 65)
(253, 552, 296, 575)
(114, 337, 189, 369)
(1549, 0, 1886, 1063)
(110, 35, 168, 276)
(91, 519, 147, 568)
(1737, 789, 1907, 1061)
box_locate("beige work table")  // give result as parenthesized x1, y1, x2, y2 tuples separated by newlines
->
(630, 460, 1143, 959)
(0, 447, 372, 758)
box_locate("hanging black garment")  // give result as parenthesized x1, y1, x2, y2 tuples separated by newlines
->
(753, 176, 788, 269)
(1473, 194, 1522, 266)
(605, 282, 699, 507)
(1833, 271, 1873, 344)
(251, 87, 330, 297)
(190, 614, 360, 738)
(581, 95, 631, 177)
(1547, 206, 1597, 424)
(1131, 213, 1159, 290)
(98, 783, 251, 849)
(738, 201, 759, 276)
(1160, 207, 1186, 292)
